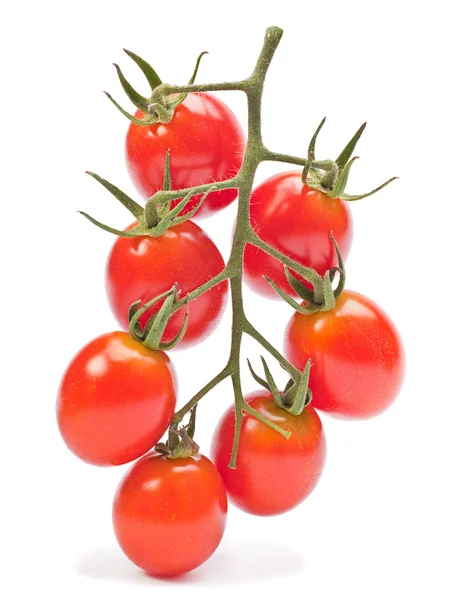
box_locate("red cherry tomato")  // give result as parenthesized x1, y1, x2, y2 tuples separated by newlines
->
(106, 220, 228, 348)
(126, 92, 245, 218)
(56, 332, 177, 466)
(244, 171, 353, 298)
(284, 290, 405, 418)
(113, 452, 228, 577)
(211, 391, 326, 516)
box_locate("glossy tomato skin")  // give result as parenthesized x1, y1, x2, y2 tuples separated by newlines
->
(285, 290, 405, 419)
(211, 392, 326, 516)
(56, 332, 177, 466)
(113, 452, 228, 577)
(106, 220, 228, 349)
(126, 92, 245, 218)
(244, 171, 353, 298)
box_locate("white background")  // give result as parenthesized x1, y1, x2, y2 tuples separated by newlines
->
(1, 1, 452, 598)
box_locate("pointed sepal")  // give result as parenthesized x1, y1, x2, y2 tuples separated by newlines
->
(283, 267, 315, 303)
(336, 122, 366, 170)
(282, 359, 312, 415)
(168, 51, 209, 110)
(330, 156, 359, 199)
(246, 358, 269, 391)
(321, 270, 336, 312)
(188, 51, 208, 85)
(242, 402, 291, 439)
(186, 405, 198, 440)
(113, 63, 149, 112)
(303, 117, 326, 185)
(246, 357, 284, 408)
(159, 305, 190, 351)
(163, 149, 172, 192)
(78, 211, 142, 238)
(128, 285, 177, 345)
(260, 356, 284, 408)
(340, 176, 398, 201)
(142, 283, 179, 350)
(128, 300, 144, 338)
(172, 185, 217, 224)
(264, 276, 314, 314)
(123, 49, 162, 90)
(330, 232, 346, 299)
(104, 91, 156, 125)
(86, 171, 144, 220)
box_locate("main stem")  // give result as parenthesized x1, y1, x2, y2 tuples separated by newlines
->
(170, 27, 302, 467)
(224, 28, 283, 466)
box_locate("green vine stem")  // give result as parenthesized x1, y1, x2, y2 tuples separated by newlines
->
(157, 27, 318, 468)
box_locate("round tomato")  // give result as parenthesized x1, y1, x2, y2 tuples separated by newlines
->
(243, 171, 353, 298)
(126, 92, 245, 218)
(56, 332, 177, 466)
(106, 220, 228, 348)
(284, 290, 405, 418)
(211, 391, 326, 516)
(113, 452, 227, 577)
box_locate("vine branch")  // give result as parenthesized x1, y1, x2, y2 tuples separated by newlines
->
(262, 148, 335, 171)
(162, 27, 309, 468)
(172, 366, 233, 426)
(152, 81, 248, 99)
(150, 176, 239, 204)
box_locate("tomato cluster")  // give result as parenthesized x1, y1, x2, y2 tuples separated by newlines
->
(57, 34, 404, 580)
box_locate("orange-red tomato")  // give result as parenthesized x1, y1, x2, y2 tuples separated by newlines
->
(244, 171, 353, 298)
(126, 92, 245, 218)
(113, 452, 228, 577)
(106, 220, 228, 348)
(284, 290, 405, 418)
(211, 392, 326, 516)
(56, 332, 176, 466)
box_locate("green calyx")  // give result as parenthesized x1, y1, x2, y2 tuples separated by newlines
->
(81, 151, 216, 238)
(247, 355, 312, 416)
(105, 49, 207, 126)
(128, 284, 189, 351)
(265, 232, 346, 315)
(302, 117, 397, 201)
(155, 407, 199, 459)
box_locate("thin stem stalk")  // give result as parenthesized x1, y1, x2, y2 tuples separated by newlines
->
(150, 176, 239, 204)
(262, 149, 335, 171)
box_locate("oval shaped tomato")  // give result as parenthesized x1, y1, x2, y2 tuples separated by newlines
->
(211, 391, 326, 516)
(113, 452, 227, 577)
(56, 332, 177, 466)
(284, 290, 405, 418)
(106, 220, 228, 348)
(126, 92, 245, 218)
(243, 171, 353, 298)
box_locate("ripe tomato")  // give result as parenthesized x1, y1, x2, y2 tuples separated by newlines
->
(211, 391, 326, 516)
(106, 220, 228, 348)
(243, 171, 353, 298)
(126, 92, 245, 218)
(56, 332, 177, 466)
(284, 290, 405, 418)
(113, 452, 227, 577)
